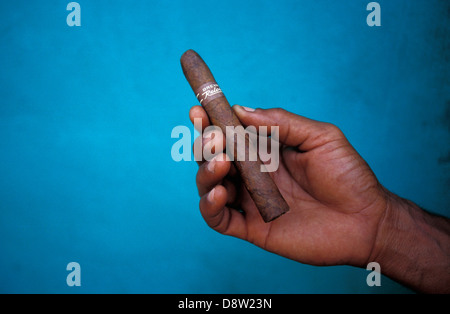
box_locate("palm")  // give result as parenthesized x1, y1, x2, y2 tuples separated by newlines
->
(235, 137, 386, 267)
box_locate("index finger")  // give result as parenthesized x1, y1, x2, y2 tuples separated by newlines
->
(189, 105, 210, 132)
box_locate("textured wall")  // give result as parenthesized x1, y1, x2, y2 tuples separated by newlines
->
(0, 0, 448, 293)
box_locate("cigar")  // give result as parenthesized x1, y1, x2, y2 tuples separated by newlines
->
(180, 49, 289, 223)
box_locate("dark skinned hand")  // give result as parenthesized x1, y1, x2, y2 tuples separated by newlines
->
(190, 105, 388, 267)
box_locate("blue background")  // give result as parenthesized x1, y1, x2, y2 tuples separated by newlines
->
(0, 0, 448, 293)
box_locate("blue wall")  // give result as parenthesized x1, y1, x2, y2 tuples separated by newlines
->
(0, 0, 448, 293)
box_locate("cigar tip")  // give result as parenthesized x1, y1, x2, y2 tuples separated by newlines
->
(180, 49, 211, 86)
(180, 49, 198, 64)
(180, 49, 199, 76)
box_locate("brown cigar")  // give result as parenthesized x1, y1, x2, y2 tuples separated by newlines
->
(180, 49, 289, 222)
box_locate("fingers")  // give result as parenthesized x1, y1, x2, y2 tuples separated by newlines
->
(191, 105, 240, 201)
(199, 185, 247, 239)
(190, 105, 229, 165)
(196, 153, 230, 196)
(191, 103, 345, 155)
(189, 105, 210, 132)
(232, 105, 345, 152)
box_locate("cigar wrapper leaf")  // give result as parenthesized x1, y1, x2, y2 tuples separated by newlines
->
(180, 49, 289, 223)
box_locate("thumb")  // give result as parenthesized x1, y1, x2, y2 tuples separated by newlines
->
(232, 105, 340, 151)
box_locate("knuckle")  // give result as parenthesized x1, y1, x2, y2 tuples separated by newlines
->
(270, 107, 287, 118)
(323, 122, 344, 137)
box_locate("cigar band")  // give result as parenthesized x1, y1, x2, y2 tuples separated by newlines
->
(195, 82, 224, 106)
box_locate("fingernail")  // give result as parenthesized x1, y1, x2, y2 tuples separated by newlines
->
(207, 187, 215, 203)
(207, 156, 216, 173)
(242, 106, 255, 112)
(234, 105, 255, 113)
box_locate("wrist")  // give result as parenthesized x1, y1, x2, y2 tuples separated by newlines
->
(368, 191, 450, 293)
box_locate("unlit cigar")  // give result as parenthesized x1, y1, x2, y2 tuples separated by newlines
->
(180, 49, 289, 222)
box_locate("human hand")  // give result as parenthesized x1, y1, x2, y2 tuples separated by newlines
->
(190, 105, 389, 267)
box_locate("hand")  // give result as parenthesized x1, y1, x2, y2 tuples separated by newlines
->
(190, 105, 389, 267)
